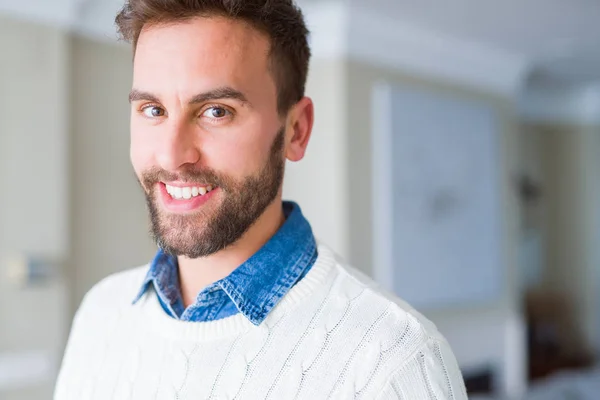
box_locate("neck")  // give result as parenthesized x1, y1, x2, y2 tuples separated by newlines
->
(177, 198, 285, 307)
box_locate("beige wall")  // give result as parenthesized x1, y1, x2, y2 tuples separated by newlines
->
(0, 15, 70, 400)
(283, 58, 349, 259)
(345, 60, 525, 397)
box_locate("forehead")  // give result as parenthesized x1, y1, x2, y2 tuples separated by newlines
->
(133, 17, 273, 98)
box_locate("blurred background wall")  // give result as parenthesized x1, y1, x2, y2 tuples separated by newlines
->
(0, 15, 70, 399)
(2, 1, 600, 399)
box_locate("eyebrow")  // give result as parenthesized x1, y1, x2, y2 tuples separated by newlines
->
(128, 87, 250, 106)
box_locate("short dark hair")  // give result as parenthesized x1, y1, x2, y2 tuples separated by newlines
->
(115, 0, 311, 114)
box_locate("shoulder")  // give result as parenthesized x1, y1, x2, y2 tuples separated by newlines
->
(75, 265, 149, 318)
(320, 245, 467, 398)
(56, 265, 150, 390)
(64, 265, 149, 349)
(326, 249, 444, 344)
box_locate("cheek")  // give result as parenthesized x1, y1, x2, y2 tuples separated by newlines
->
(205, 133, 270, 179)
(130, 123, 154, 177)
(129, 144, 144, 179)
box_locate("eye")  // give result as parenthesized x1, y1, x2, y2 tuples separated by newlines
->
(141, 105, 166, 118)
(202, 106, 231, 120)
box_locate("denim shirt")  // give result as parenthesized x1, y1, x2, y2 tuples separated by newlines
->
(132, 202, 317, 325)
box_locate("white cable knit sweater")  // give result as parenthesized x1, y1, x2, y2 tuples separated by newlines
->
(55, 244, 467, 399)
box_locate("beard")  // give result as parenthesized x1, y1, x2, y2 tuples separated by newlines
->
(140, 128, 285, 259)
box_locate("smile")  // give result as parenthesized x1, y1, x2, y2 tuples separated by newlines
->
(165, 184, 215, 200)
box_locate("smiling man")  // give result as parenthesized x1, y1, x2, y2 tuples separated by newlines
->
(55, 1, 467, 399)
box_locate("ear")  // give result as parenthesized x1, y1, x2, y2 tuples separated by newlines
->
(285, 97, 314, 162)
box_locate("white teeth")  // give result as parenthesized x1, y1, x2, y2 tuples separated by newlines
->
(173, 187, 183, 199)
(165, 184, 214, 200)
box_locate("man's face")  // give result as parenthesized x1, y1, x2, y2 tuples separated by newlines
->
(130, 17, 286, 258)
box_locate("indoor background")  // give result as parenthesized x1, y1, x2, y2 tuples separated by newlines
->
(2, 0, 600, 399)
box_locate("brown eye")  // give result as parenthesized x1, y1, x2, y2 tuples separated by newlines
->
(142, 106, 166, 118)
(211, 108, 226, 118)
(203, 106, 231, 119)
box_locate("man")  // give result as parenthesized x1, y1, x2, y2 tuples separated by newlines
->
(55, 0, 467, 398)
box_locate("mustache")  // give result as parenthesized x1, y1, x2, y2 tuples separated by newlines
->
(141, 166, 230, 191)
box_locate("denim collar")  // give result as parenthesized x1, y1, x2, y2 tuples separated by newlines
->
(133, 201, 317, 325)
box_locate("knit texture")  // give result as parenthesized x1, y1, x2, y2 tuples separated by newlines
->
(55, 244, 467, 399)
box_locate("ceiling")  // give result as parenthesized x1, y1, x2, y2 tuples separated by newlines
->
(340, 0, 600, 87)
(2, 0, 599, 88)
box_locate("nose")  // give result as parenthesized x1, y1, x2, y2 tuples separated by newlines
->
(155, 120, 201, 172)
